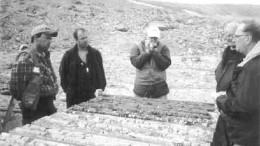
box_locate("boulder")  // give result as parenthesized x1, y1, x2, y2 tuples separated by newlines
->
(149, 21, 177, 31)
(114, 24, 129, 32)
(2, 35, 12, 41)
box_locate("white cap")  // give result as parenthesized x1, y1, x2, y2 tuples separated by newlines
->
(235, 23, 247, 35)
(224, 22, 239, 35)
(146, 26, 160, 38)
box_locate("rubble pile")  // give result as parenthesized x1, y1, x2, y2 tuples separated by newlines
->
(70, 95, 215, 126)
(0, 95, 214, 145)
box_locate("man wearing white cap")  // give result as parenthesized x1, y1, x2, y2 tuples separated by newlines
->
(9, 24, 59, 125)
(130, 26, 171, 99)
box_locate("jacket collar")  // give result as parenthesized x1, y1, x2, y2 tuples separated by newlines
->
(238, 41, 260, 67)
(72, 44, 92, 54)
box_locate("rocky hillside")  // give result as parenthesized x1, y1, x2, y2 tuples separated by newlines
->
(1, 0, 229, 54)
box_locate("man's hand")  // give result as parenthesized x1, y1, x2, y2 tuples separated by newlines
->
(212, 92, 226, 113)
(149, 41, 158, 52)
(94, 89, 103, 97)
(212, 92, 226, 101)
(216, 94, 227, 110)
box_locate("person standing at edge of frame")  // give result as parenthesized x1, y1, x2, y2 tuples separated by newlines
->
(211, 22, 245, 146)
(130, 26, 171, 99)
(59, 28, 106, 108)
(216, 19, 260, 146)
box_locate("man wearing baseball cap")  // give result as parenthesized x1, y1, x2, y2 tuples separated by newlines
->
(130, 26, 171, 99)
(9, 24, 59, 125)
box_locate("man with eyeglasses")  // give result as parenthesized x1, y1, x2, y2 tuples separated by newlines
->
(216, 20, 260, 146)
(130, 26, 171, 99)
(212, 22, 245, 146)
(59, 28, 106, 108)
(9, 24, 59, 125)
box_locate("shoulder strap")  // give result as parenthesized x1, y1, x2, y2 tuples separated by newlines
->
(15, 50, 30, 62)
(28, 50, 40, 67)
(15, 49, 40, 67)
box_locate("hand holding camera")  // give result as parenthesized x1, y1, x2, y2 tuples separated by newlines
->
(147, 41, 157, 53)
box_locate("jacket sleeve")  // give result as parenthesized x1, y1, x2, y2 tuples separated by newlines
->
(215, 47, 230, 82)
(152, 45, 171, 70)
(59, 52, 69, 93)
(217, 60, 260, 119)
(96, 51, 106, 90)
(130, 45, 151, 69)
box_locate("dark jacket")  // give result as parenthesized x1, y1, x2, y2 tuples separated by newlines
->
(217, 55, 260, 146)
(212, 46, 244, 146)
(215, 46, 245, 92)
(59, 45, 106, 93)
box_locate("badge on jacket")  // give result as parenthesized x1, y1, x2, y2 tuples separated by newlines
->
(33, 67, 40, 74)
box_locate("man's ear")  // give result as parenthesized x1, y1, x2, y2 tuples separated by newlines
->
(245, 35, 252, 45)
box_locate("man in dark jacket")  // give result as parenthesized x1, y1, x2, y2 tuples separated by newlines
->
(9, 24, 59, 125)
(216, 19, 260, 146)
(130, 26, 171, 99)
(212, 22, 245, 146)
(59, 28, 106, 108)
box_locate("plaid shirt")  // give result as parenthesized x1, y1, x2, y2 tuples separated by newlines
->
(9, 50, 58, 100)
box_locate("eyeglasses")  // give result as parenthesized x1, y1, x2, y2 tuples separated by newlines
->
(234, 34, 250, 40)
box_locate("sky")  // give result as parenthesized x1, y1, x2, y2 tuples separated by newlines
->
(142, 0, 260, 5)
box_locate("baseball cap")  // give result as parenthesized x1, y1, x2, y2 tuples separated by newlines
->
(146, 26, 160, 38)
(31, 24, 58, 37)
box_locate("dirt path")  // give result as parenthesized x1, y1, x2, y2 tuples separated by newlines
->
(127, 0, 163, 8)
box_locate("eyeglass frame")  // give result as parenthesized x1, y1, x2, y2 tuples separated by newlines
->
(233, 34, 251, 40)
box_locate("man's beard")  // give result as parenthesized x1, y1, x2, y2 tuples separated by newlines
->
(78, 42, 88, 48)
(37, 43, 49, 52)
